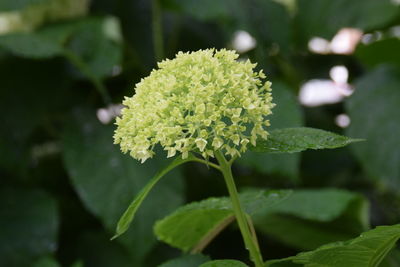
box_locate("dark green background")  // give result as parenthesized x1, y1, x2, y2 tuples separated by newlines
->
(1, 0, 399, 266)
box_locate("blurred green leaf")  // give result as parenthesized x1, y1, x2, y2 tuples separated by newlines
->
(266, 224, 400, 267)
(32, 257, 61, 267)
(268, 82, 304, 130)
(64, 17, 122, 79)
(263, 189, 367, 222)
(0, 17, 121, 104)
(356, 38, 400, 69)
(163, 0, 291, 53)
(70, 261, 84, 267)
(251, 127, 363, 153)
(237, 153, 299, 181)
(0, 0, 48, 11)
(159, 254, 210, 267)
(258, 214, 358, 252)
(295, 0, 399, 45)
(162, 0, 239, 21)
(0, 0, 89, 32)
(38, 20, 84, 43)
(154, 189, 291, 252)
(346, 65, 400, 188)
(62, 110, 185, 265)
(0, 17, 121, 78)
(200, 260, 248, 267)
(0, 188, 59, 266)
(240, 0, 292, 53)
(112, 154, 198, 240)
(253, 189, 369, 250)
(0, 33, 62, 58)
(238, 82, 303, 179)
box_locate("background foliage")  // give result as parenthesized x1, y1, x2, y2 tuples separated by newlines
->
(1, 0, 400, 266)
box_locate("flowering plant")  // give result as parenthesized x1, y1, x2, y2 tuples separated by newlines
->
(112, 49, 361, 267)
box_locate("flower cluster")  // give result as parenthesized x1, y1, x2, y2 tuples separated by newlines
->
(114, 49, 274, 163)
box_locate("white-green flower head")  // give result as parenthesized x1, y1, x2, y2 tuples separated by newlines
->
(114, 49, 274, 163)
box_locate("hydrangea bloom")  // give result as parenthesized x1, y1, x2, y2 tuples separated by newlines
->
(114, 49, 274, 163)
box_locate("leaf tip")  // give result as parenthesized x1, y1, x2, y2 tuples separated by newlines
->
(348, 138, 366, 144)
(110, 233, 120, 241)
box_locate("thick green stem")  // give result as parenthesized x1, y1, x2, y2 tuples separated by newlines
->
(214, 150, 264, 267)
(152, 0, 164, 61)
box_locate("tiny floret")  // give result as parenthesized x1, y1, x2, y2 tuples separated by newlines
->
(114, 49, 274, 162)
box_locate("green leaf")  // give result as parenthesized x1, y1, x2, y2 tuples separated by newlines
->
(295, 0, 398, 46)
(266, 224, 400, 267)
(0, 0, 89, 32)
(162, 0, 239, 21)
(238, 0, 292, 53)
(346, 65, 400, 188)
(251, 127, 363, 154)
(238, 82, 303, 180)
(0, 17, 120, 104)
(0, 0, 48, 11)
(154, 189, 292, 252)
(258, 214, 358, 252)
(356, 38, 400, 69)
(159, 254, 210, 267)
(253, 189, 369, 250)
(0, 33, 63, 58)
(62, 109, 185, 264)
(200, 260, 249, 267)
(380, 249, 400, 267)
(112, 154, 197, 240)
(163, 0, 291, 53)
(268, 82, 304, 131)
(0, 188, 59, 266)
(263, 189, 368, 222)
(2, 16, 120, 103)
(70, 261, 84, 267)
(32, 257, 61, 267)
(63, 17, 122, 79)
(0, 17, 121, 80)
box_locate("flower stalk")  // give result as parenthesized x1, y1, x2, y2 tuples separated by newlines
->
(215, 150, 264, 267)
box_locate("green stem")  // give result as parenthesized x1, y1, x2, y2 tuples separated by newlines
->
(152, 0, 164, 61)
(214, 150, 264, 267)
(191, 157, 221, 171)
(63, 49, 111, 105)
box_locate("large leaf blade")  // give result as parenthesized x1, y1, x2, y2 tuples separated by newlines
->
(254, 189, 369, 251)
(266, 224, 400, 267)
(154, 190, 292, 252)
(251, 127, 363, 153)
